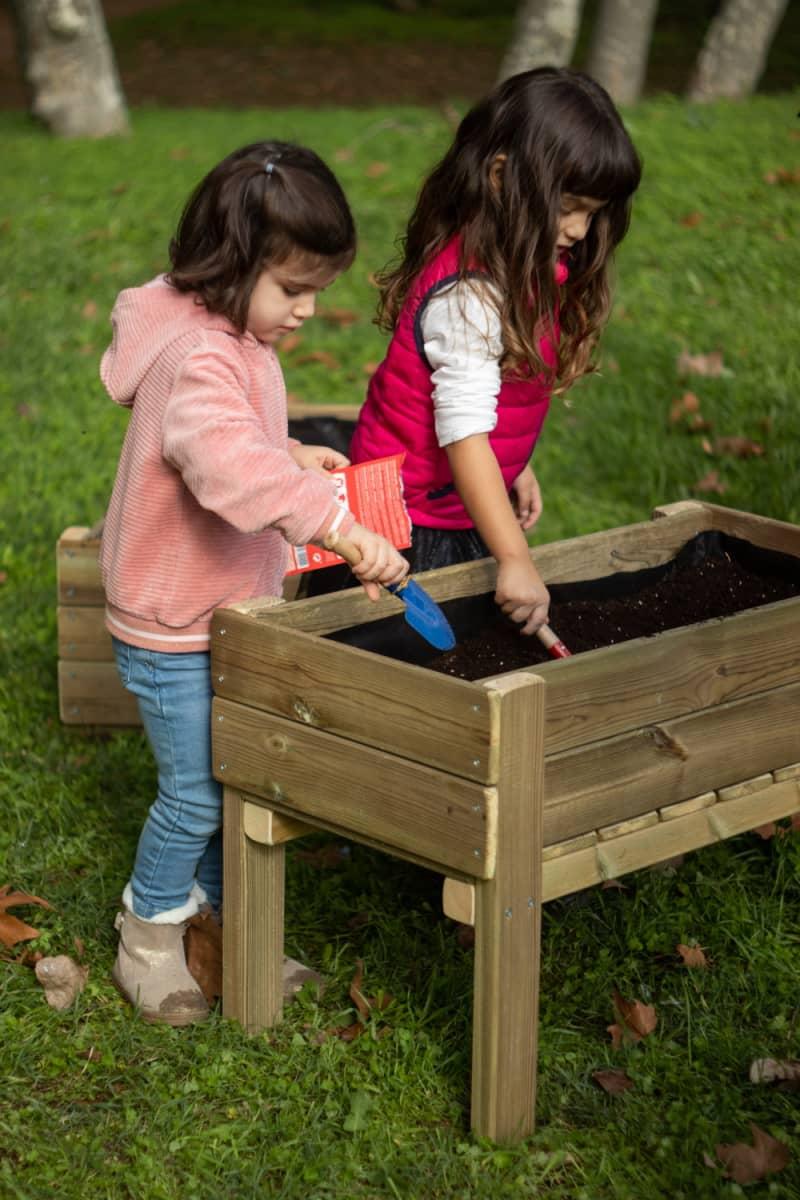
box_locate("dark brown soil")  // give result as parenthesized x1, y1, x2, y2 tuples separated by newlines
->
(427, 535, 800, 680)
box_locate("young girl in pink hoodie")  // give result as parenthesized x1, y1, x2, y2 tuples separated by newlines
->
(101, 140, 408, 1025)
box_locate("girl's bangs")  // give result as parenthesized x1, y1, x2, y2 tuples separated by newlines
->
(563, 130, 641, 202)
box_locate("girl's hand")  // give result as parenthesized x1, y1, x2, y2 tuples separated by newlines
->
(290, 443, 350, 475)
(510, 465, 542, 531)
(342, 521, 410, 602)
(495, 554, 550, 635)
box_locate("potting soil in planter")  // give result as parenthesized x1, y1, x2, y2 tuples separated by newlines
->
(328, 531, 800, 680)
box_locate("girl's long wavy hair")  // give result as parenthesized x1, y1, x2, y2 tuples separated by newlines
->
(167, 140, 356, 332)
(377, 68, 641, 390)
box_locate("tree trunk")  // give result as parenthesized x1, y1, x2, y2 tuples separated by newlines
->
(11, 0, 129, 137)
(498, 0, 584, 83)
(688, 0, 789, 102)
(585, 0, 659, 105)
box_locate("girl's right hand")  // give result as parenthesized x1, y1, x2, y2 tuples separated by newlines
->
(495, 554, 550, 635)
(345, 521, 410, 602)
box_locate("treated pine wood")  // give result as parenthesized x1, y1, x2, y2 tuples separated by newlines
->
(443, 877, 476, 925)
(222, 787, 284, 1031)
(58, 605, 114, 661)
(212, 697, 497, 878)
(520, 596, 800, 755)
(212, 610, 495, 783)
(242, 800, 313, 846)
(775, 762, 800, 782)
(471, 673, 544, 1143)
(58, 660, 138, 725)
(543, 680, 800, 844)
(541, 830, 598, 861)
(697, 502, 800, 559)
(717, 774, 773, 801)
(707, 777, 800, 839)
(659, 791, 716, 821)
(57, 528, 104, 606)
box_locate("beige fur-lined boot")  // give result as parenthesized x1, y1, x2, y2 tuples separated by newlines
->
(112, 905, 209, 1026)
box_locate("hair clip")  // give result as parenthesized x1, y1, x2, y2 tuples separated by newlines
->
(264, 160, 276, 175)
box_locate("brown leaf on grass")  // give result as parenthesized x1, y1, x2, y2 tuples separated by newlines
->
(676, 349, 731, 378)
(600, 879, 627, 891)
(184, 911, 222, 1004)
(710, 435, 764, 459)
(715, 1123, 791, 1184)
(692, 469, 727, 495)
(35, 955, 88, 1010)
(334, 146, 354, 162)
(592, 1068, 634, 1094)
(679, 211, 704, 228)
(365, 162, 389, 178)
(81, 300, 98, 320)
(362, 361, 380, 376)
(0, 570, 6, 585)
(0, 886, 53, 949)
(676, 942, 708, 968)
(319, 306, 360, 328)
(669, 391, 700, 423)
(611, 990, 657, 1043)
(754, 821, 778, 839)
(169, 146, 190, 161)
(294, 843, 350, 869)
(607, 1023, 624, 1050)
(278, 332, 303, 353)
(750, 1058, 800, 1085)
(295, 350, 340, 370)
(763, 166, 800, 185)
(349, 958, 392, 1019)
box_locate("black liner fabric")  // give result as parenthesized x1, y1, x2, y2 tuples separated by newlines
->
(327, 531, 800, 667)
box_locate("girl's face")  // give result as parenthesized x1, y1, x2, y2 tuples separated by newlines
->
(246, 253, 340, 343)
(557, 194, 606, 255)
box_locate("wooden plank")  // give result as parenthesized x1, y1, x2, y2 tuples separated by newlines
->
(234, 507, 716, 633)
(697, 502, 800, 559)
(222, 786, 284, 1032)
(543, 680, 800, 844)
(211, 610, 495, 784)
(242, 800, 313, 846)
(597, 810, 659, 840)
(212, 697, 496, 878)
(659, 791, 716, 821)
(471, 673, 544, 1143)
(541, 830, 598, 861)
(443, 878, 475, 925)
(510, 596, 800, 754)
(58, 660, 139, 725)
(57, 527, 104, 606)
(543, 778, 800, 899)
(58, 605, 114, 661)
(717, 774, 773, 802)
(775, 762, 800, 782)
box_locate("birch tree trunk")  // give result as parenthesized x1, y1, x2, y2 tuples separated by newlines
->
(498, 0, 584, 83)
(11, 0, 129, 137)
(585, 0, 659, 104)
(688, 0, 789, 102)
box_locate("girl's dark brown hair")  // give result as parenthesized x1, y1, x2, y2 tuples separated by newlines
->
(378, 67, 641, 389)
(167, 140, 356, 332)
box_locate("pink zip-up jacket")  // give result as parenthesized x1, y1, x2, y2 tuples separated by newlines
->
(99, 276, 351, 653)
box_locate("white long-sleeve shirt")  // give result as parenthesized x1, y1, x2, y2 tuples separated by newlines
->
(420, 280, 503, 448)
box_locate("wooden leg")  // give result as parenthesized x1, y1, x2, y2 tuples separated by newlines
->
(222, 787, 284, 1032)
(471, 673, 545, 1143)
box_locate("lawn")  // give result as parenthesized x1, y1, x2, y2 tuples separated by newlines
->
(1, 92, 799, 1197)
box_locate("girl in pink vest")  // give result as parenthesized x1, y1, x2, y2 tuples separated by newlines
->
(351, 67, 641, 634)
(101, 141, 408, 1025)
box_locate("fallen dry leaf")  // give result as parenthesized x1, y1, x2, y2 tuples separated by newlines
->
(676, 943, 708, 968)
(611, 990, 657, 1043)
(0, 886, 53, 949)
(319, 307, 360, 328)
(715, 1122, 791, 1184)
(679, 211, 704, 228)
(710, 435, 764, 459)
(763, 166, 800, 185)
(607, 1023, 624, 1050)
(349, 959, 392, 1020)
(676, 349, 731, 378)
(81, 300, 98, 319)
(184, 911, 222, 1004)
(365, 161, 389, 178)
(295, 350, 340, 370)
(35, 955, 88, 1010)
(692, 469, 727, 495)
(750, 1058, 800, 1084)
(592, 1068, 634, 1094)
(754, 820, 778, 839)
(278, 332, 303, 353)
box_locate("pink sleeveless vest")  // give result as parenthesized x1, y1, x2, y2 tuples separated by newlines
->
(351, 238, 565, 529)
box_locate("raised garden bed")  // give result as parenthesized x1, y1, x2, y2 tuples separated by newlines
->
(209, 499, 800, 1142)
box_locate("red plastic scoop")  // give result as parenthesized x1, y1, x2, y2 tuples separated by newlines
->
(536, 623, 572, 659)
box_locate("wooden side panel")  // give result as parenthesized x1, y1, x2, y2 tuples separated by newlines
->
(222, 787, 284, 1032)
(212, 610, 494, 783)
(58, 660, 139, 726)
(698, 503, 800, 558)
(212, 697, 496, 878)
(529, 597, 800, 754)
(58, 605, 114, 661)
(471, 673, 545, 1143)
(543, 681, 800, 844)
(57, 528, 104, 606)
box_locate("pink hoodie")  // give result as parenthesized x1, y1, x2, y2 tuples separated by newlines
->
(100, 276, 350, 652)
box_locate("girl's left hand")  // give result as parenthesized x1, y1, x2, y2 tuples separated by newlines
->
(290, 443, 350, 475)
(510, 465, 542, 530)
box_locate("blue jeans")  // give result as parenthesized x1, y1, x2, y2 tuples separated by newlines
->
(112, 638, 222, 919)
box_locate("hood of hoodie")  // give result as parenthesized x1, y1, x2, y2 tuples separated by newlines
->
(100, 276, 249, 408)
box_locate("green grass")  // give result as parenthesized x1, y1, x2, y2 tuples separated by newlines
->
(1, 96, 800, 1197)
